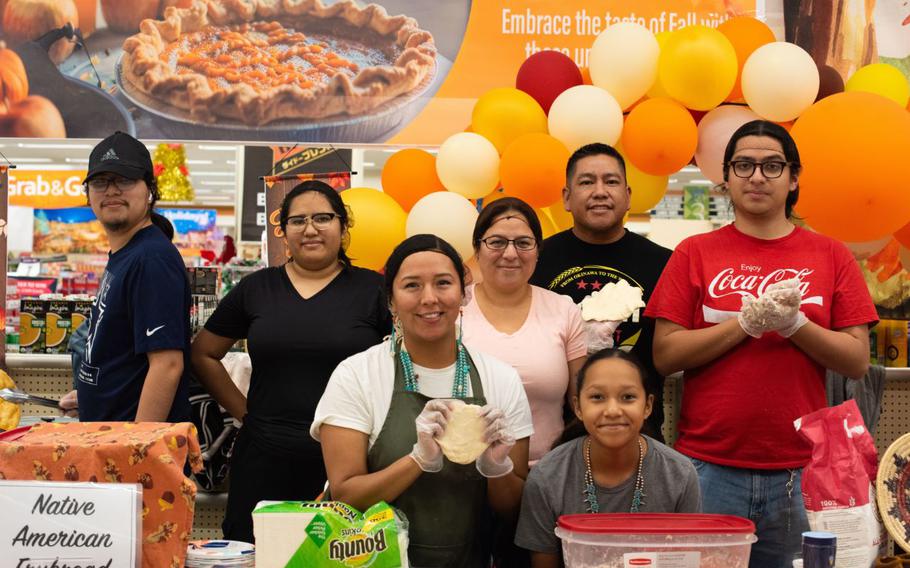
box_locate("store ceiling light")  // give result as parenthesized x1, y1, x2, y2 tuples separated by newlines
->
(198, 145, 238, 151)
(17, 143, 93, 149)
(190, 171, 235, 177)
(186, 159, 214, 165)
(226, 159, 236, 165)
(65, 158, 89, 163)
(200, 180, 236, 186)
(5, 157, 53, 163)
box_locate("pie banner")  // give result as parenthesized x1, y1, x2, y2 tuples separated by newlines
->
(0, 0, 798, 145)
(264, 173, 352, 267)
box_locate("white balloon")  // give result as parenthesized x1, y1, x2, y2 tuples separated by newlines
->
(548, 85, 623, 152)
(742, 42, 820, 121)
(436, 132, 500, 199)
(406, 192, 479, 259)
(901, 246, 910, 271)
(589, 22, 660, 109)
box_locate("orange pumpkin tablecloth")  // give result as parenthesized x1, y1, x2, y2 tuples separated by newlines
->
(0, 421, 203, 568)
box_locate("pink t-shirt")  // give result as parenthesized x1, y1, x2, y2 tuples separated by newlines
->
(644, 225, 878, 469)
(462, 284, 587, 463)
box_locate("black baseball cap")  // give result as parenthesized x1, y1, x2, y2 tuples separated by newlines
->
(83, 131, 153, 184)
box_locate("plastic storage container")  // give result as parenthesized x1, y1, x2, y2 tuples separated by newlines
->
(555, 513, 757, 568)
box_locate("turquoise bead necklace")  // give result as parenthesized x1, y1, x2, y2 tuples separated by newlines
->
(399, 340, 470, 399)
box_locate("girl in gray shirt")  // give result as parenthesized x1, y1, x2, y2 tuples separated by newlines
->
(515, 349, 701, 567)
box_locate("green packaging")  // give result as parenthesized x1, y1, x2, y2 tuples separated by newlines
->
(253, 500, 409, 568)
(683, 185, 711, 220)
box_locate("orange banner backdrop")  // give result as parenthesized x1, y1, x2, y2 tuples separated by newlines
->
(8, 170, 88, 209)
(390, 0, 752, 145)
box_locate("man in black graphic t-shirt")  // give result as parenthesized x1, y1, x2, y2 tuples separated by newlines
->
(531, 143, 672, 440)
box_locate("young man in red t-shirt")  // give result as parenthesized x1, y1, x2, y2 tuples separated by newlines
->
(645, 121, 877, 568)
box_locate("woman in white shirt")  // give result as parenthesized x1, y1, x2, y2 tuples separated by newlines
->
(312, 234, 534, 568)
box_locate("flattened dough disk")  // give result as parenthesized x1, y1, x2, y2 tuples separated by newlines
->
(437, 403, 489, 465)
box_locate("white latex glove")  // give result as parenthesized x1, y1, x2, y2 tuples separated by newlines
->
(410, 399, 452, 473)
(583, 319, 621, 353)
(738, 279, 805, 338)
(475, 405, 516, 478)
(59, 389, 79, 418)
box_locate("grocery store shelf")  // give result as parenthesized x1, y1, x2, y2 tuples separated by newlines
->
(6, 353, 72, 369)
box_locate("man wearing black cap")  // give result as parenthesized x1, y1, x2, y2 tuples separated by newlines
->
(65, 131, 192, 423)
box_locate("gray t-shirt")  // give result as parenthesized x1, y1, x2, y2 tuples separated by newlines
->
(515, 435, 702, 554)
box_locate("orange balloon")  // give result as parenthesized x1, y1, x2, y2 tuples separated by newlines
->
(500, 133, 570, 208)
(480, 187, 510, 205)
(620, 97, 697, 176)
(718, 16, 775, 102)
(381, 149, 444, 211)
(580, 67, 593, 85)
(790, 92, 910, 242)
(895, 221, 910, 249)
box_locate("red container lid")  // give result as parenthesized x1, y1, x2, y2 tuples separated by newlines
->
(558, 514, 756, 535)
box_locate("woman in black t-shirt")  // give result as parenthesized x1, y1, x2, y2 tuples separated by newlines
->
(191, 180, 391, 543)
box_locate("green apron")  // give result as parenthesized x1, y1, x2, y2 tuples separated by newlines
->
(367, 344, 489, 568)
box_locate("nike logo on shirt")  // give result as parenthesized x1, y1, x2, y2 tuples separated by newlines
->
(146, 325, 166, 336)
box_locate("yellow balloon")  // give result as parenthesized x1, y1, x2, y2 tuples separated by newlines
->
(472, 88, 548, 154)
(659, 25, 737, 111)
(341, 187, 407, 271)
(846, 63, 910, 108)
(646, 31, 673, 99)
(535, 207, 559, 239)
(543, 198, 574, 232)
(616, 143, 670, 214)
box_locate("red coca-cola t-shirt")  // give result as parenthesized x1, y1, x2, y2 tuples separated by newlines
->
(644, 224, 877, 469)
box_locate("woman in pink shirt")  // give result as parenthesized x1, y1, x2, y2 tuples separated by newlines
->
(462, 197, 587, 466)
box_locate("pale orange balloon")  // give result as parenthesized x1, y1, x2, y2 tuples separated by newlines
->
(381, 149, 444, 211)
(544, 198, 574, 231)
(718, 16, 775, 102)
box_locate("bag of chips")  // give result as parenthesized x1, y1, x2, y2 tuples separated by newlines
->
(253, 500, 409, 568)
(795, 399, 885, 568)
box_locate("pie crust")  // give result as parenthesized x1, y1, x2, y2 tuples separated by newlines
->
(121, 0, 437, 125)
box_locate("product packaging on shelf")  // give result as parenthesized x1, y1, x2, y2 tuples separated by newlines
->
(884, 320, 909, 368)
(45, 299, 72, 354)
(253, 500, 409, 568)
(18, 299, 46, 354)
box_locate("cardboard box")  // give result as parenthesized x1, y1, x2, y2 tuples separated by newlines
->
(44, 299, 72, 354)
(885, 319, 909, 368)
(19, 299, 46, 354)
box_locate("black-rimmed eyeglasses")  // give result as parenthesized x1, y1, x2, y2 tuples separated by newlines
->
(727, 160, 790, 179)
(285, 213, 339, 231)
(477, 236, 538, 251)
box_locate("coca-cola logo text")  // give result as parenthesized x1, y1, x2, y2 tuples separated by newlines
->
(707, 268, 813, 300)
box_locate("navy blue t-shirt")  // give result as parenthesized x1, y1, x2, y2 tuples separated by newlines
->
(77, 225, 192, 422)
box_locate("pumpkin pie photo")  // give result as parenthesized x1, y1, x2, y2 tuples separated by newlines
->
(119, 0, 438, 126)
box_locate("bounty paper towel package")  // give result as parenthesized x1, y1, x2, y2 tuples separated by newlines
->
(253, 500, 409, 568)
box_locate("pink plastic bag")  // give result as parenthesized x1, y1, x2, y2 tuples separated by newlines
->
(795, 399, 884, 568)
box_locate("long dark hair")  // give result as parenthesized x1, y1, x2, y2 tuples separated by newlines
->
(384, 234, 466, 300)
(722, 120, 802, 219)
(279, 180, 353, 267)
(472, 197, 543, 251)
(556, 348, 651, 446)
